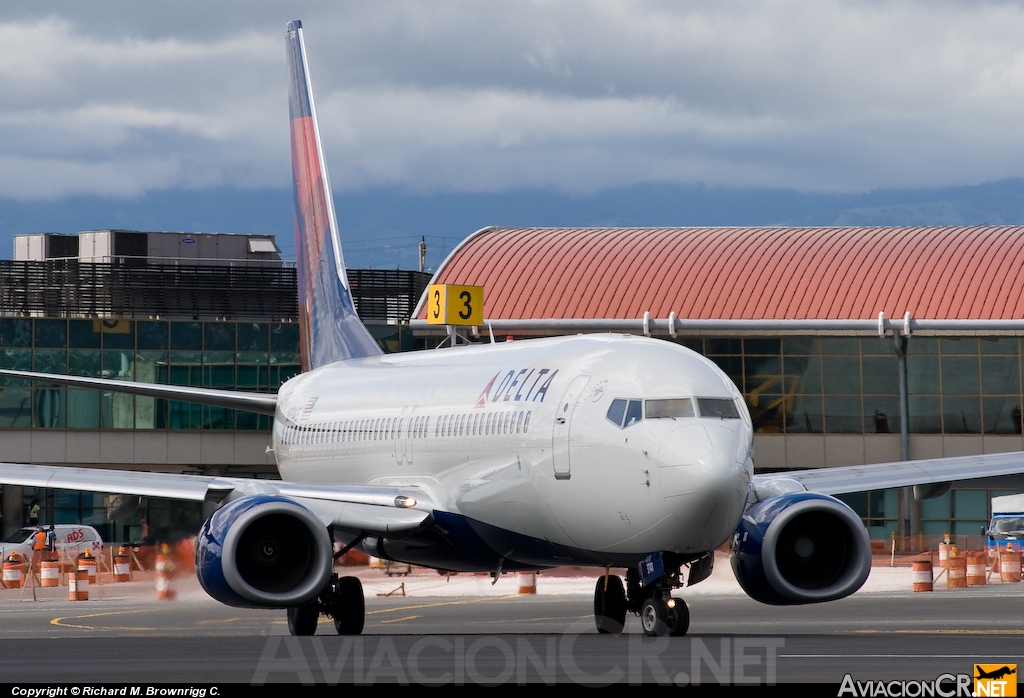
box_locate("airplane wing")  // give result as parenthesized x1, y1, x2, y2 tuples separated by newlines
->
(0, 462, 432, 538)
(0, 369, 277, 416)
(753, 450, 1024, 499)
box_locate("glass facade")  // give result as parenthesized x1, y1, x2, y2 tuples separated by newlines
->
(0, 319, 301, 431)
(676, 336, 1024, 435)
(838, 488, 1018, 540)
(12, 486, 208, 545)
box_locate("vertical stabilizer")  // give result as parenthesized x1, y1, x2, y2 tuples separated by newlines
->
(286, 20, 383, 370)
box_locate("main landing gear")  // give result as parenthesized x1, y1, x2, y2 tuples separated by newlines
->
(593, 562, 691, 637)
(287, 573, 365, 636)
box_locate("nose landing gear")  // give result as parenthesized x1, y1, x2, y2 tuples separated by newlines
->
(639, 595, 689, 637)
(594, 553, 701, 637)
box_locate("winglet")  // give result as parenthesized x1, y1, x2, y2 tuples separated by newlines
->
(286, 20, 383, 370)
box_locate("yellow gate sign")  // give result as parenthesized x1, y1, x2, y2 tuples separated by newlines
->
(426, 284, 484, 326)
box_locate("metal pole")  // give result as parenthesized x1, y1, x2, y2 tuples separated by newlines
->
(893, 330, 911, 543)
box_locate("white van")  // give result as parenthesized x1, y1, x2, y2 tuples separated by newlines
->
(0, 525, 104, 560)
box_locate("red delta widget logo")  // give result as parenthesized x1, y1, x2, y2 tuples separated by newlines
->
(975, 665, 1017, 697)
(475, 369, 559, 407)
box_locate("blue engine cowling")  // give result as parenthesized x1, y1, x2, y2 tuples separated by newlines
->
(730, 491, 871, 605)
(195, 494, 333, 608)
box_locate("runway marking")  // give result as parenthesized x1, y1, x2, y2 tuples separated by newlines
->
(783, 654, 1023, 659)
(196, 618, 243, 625)
(379, 615, 419, 624)
(50, 609, 157, 631)
(367, 595, 519, 616)
(467, 614, 590, 625)
(852, 629, 1024, 636)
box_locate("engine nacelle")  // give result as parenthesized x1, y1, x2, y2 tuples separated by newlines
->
(195, 494, 333, 608)
(730, 492, 871, 605)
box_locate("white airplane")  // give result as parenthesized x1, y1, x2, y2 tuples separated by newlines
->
(2, 20, 1023, 637)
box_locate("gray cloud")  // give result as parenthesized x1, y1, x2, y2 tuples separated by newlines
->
(3, 1, 1024, 199)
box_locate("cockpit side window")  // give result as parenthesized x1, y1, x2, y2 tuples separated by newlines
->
(606, 398, 644, 428)
(606, 399, 626, 427)
(696, 398, 740, 419)
(624, 399, 643, 427)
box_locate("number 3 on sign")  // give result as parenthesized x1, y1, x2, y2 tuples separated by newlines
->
(426, 284, 484, 326)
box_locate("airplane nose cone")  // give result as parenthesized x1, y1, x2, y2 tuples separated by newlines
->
(657, 423, 747, 496)
(656, 422, 750, 549)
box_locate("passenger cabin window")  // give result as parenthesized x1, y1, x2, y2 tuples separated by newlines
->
(645, 399, 695, 419)
(606, 398, 643, 428)
(697, 398, 740, 419)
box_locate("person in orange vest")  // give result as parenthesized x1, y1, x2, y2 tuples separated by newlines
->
(32, 527, 45, 552)
(30, 526, 46, 580)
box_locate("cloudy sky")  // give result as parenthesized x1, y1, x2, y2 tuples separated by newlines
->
(3, 1, 1024, 265)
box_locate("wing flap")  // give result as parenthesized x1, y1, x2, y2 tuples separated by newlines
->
(757, 450, 1024, 496)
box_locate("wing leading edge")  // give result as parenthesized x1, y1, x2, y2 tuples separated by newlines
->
(754, 450, 1024, 500)
(0, 462, 432, 538)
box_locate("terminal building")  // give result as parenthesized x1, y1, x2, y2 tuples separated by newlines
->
(0, 230, 429, 543)
(412, 225, 1024, 542)
(3, 224, 1021, 546)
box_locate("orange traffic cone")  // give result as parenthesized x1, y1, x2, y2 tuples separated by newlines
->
(155, 544, 177, 600)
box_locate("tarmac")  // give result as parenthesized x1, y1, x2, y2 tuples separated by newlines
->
(0, 549, 1009, 604)
(0, 552, 1020, 684)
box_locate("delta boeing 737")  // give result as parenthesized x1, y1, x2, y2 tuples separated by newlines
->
(1, 20, 1023, 637)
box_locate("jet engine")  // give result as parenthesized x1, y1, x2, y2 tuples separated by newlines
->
(730, 491, 871, 605)
(195, 494, 333, 608)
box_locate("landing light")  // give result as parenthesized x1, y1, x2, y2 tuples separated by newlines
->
(666, 598, 676, 609)
(395, 496, 417, 508)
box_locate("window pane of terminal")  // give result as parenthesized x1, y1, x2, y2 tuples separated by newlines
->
(981, 355, 1020, 395)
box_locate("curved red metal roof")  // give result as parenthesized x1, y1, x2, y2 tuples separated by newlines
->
(419, 226, 1024, 320)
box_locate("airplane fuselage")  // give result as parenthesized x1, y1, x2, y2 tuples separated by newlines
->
(272, 334, 754, 570)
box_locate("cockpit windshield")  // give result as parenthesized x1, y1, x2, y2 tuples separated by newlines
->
(696, 398, 740, 419)
(607, 396, 740, 428)
(645, 399, 695, 419)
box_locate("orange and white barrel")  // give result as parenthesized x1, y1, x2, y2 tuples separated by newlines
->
(947, 554, 967, 589)
(938, 543, 951, 567)
(2, 557, 24, 589)
(967, 553, 987, 586)
(77, 556, 97, 585)
(155, 553, 176, 600)
(40, 559, 60, 587)
(912, 557, 933, 592)
(1000, 550, 1022, 582)
(517, 572, 537, 594)
(113, 555, 130, 582)
(69, 569, 89, 601)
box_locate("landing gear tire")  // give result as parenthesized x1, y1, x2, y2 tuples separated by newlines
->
(640, 597, 671, 637)
(287, 602, 319, 636)
(667, 597, 689, 637)
(332, 576, 365, 635)
(593, 575, 627, 634)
